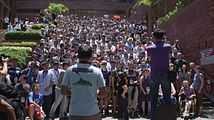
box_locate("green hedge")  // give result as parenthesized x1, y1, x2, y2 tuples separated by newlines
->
(0, 47, 32, 67)
(0, 42, 37, 47)
(5, 31, 42, 41)
(31, 24, 46, 30)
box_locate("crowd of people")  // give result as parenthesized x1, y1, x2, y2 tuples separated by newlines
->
(0, 14, 207, 120)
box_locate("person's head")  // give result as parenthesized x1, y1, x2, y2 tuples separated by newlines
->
(177, 52, 183, 59)
(62, 61, 70, 69)
(41, 61, 49, 71)
(9, 59, 17, 68)
(52, 60, 60, 70)
(19, 73, 27, 84)
(78, 44, 93, 63)
(189, 62, 195, 69)
(169, 63, 174, 71)
(175, 39, 179, 44)
(183, 80, 190, 88)
(194, 65, 201, 73)
(182, 64, 187, 71)
(153, 29, 166, 41)
(100, 60, 107, 69)
(28, 61, 37, 69)
(143, 68, 150, 77)
(128, 61, 134, 70)
(33, 83, 40, 93)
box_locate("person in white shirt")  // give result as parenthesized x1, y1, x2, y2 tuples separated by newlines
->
(36, 61, 54, 120)
(49, 61, 69, 119)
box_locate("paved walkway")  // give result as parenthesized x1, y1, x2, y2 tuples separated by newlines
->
(54, 97, 214, 120)
(102, 118, 213, 120)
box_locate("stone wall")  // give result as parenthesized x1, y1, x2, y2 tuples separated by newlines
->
(161, 0, 214, 79)
(0, 0, 15, 21)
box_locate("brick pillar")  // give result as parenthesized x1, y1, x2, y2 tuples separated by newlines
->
(0, 3, 3, 29)
(3, 7, 8, 17)
(208, 0, 214, 48)
(0, 3, 3, 18)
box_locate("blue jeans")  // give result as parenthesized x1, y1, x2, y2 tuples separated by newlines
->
(150, 72, 171, 120)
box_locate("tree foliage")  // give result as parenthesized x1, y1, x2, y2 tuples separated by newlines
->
(157, 0, 185, 24)
(48, 3, 69, 15)
(136, 0, 153, 6)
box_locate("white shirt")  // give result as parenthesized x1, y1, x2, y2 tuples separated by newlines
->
(36, 70, 54, 96)
(49, 68, 64, 85)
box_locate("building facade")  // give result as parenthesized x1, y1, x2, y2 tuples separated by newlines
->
(0, 0, 15, 20)
(15, 0, 135, 17)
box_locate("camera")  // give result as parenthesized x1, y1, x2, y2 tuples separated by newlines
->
(0, 54, 9, 62)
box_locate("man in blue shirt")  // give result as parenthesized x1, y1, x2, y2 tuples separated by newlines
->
(61, 44, 106, 120)
(146, 29, 172, 120)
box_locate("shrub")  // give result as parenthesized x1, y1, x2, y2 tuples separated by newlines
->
(0, 42, 37, 47)
(5, 31, 42, 41)
(48, 3, 69, 15)
(31, 24, 46, 30)
(0, 47, 32, 67)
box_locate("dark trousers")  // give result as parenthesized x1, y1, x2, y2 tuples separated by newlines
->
(150, 73, 171, 120)
(195, 91, 202, 115)
(118, 96, 129, 120)
(43, 94, 54, 119)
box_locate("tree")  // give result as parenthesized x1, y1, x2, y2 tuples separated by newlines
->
(137, 0, 153, 6)
(48, 3, 69, 15)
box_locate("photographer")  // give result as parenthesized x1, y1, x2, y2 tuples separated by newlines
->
(0, 96, 17, 120)
(0, 83, 19, 120)
(8, 59, 21, 86)
(0, 56, 9, 84)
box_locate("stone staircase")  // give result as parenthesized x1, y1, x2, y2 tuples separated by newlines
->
(201, 97, 214, 119)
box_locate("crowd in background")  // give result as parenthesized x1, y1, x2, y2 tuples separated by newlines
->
(0, 14, 210, 120)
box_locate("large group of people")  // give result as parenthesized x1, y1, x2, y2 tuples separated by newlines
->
(0, 14, 207, 120)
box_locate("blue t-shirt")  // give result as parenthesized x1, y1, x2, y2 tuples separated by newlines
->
(28, 92, 44, 106)
(147, 41, 171, 76)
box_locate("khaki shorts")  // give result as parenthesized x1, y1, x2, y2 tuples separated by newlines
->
(70, 113, 101, 120)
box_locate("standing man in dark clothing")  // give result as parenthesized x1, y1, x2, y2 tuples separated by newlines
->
(117, 71, 129, 120)
(146, 29, 172, 120)
(174, 52, 187, 72)
(0, 83, 19, 120)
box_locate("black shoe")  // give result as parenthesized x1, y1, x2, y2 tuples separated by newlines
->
(112, 113, 118, 118)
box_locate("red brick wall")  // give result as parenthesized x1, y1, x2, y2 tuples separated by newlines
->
(161, 0, 214, 78)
